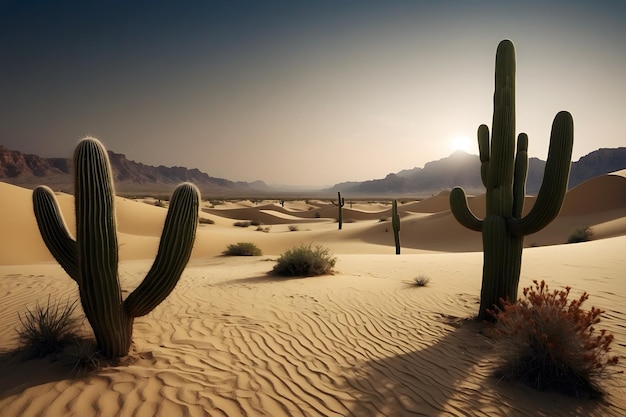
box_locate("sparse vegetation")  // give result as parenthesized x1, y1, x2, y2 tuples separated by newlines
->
(223, 242, 263, 256)
(16, 297, 82, 359)
(413, 275, 431, 287)
(567, 225, 594, 243)
(250, 219, 263, 226)
(488, 280, 619, 398)
(288, 225, 299, 232)
(233, 221, 251, 228)
(199, 217, 215, 225)
(271, 244, 336, 277)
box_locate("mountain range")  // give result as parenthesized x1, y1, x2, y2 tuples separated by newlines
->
(1, 144, 626, 197)
(328, 148, 626, 197)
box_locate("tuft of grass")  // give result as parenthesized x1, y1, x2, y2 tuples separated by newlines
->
(413, 275, 431, 287)
(488, 280, 619, 398)
(233, 221, 251, 228)
(16, 297, 82, 359)
(223, 242, 263, 256)
(271, 244, 336, 277)
(567, 225, 593, 243)
(288, 225, 299, 232)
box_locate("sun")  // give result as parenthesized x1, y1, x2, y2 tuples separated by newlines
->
(449, 135, 474, 153)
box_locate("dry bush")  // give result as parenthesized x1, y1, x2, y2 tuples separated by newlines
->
(488, 280, 619, 398)
(413, 275, 431, 287)
(17, 297, 82, 359)
(223, 242, 262, 256)
(567, 225, 594, 243)
(271, 244, 336, 277)
(233, 221, 251, 228)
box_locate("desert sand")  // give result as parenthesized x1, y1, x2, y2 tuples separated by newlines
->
(1, 172, 625, 416)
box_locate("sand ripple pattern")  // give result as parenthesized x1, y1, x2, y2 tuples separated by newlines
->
(1, 256, 625, 416)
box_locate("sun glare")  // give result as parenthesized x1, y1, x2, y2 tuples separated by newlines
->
(449, 135, 474, 153)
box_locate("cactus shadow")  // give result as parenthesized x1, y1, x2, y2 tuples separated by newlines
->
(0, 349, 77, 400)
(343, 319, 501, 416)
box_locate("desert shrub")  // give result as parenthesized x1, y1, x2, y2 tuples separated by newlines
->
(567, 225, 594, 243)
(488, 280, 619, 398)
(413, 275, 431, 287)
(250, 219, 263, 226)
(233, 221, 251, 228)
(256, 225, 271, 233)
(272, 244, 336, 277)
(288, 225, 299, 232)
(199, 217, 215, 225)
(17, 297, 82, 359)
(223, 242, 262, 256)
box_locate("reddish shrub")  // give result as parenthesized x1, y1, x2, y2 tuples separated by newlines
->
(488, 280, 619, 398)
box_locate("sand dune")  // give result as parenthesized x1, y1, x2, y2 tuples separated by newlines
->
(1, 174, 625, 416)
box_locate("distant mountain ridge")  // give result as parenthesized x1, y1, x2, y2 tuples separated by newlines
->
(1, 144, 625, 197)
(0, 145, 264, 196)
(328, 148, 626, 197)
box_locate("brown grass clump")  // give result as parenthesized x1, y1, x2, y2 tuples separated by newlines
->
(488, 280, 619, 398)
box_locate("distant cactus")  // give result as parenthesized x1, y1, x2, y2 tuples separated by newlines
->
(392, 199, 401, 255)
(334, 191, 345, 230)
(449, 40, 573, 320)
(32, 137, 200, 358)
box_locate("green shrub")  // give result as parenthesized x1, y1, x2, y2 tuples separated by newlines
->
(488, 280, 619, 398)
(567, 225, 594, 243)
(223, 242, 262, 256)
(272, 244, 336, 277)
(17, 297, 82, 358)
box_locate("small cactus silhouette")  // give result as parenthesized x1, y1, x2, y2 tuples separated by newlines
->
(392, 199, 401, 255)
(32, 137, 200, 358)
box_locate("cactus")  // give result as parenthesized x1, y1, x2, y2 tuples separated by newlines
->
(334, 191, 345, 230)
(449, 40, 573, 320)
(32, 137, 200, 358)
(391, 199, 401, 255)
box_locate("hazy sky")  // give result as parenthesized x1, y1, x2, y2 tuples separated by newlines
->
(2, 1, 625, 187)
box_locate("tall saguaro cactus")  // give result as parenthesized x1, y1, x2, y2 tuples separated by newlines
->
(32, 137, 200, 358)
(392, 199, 401, 255)
(449, 40, 573, 320)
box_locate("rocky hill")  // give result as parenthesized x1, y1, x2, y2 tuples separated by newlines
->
(329, 148, 626, 197)
(0, 145, 262, 196)
(2, 145, 625, 198)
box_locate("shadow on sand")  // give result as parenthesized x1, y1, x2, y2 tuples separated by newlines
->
(344, 319, 610, 417)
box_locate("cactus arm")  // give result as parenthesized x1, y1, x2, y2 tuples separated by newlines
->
(478, 124, 490, 187)
(125, 183, 200, 317)
(449, 187, 483, 232)
(509, 111, 574, 236)
(32, 186, 79, 282)
(512, 133, 529, 218)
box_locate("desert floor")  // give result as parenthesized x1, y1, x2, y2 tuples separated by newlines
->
(1, 172, 625, 416)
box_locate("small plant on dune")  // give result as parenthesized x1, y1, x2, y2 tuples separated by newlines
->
(223, 242, 263, 256)
(413, 275, 431, 287)
(288, 225, 299, 232)
(567, 225, 594, 244)
(233, 221, 251, 227)
(250, 219, 263, 226)
(272, 244, 336, 277)
(488, 280, 619, 398)
(17, 297, 82, 359)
